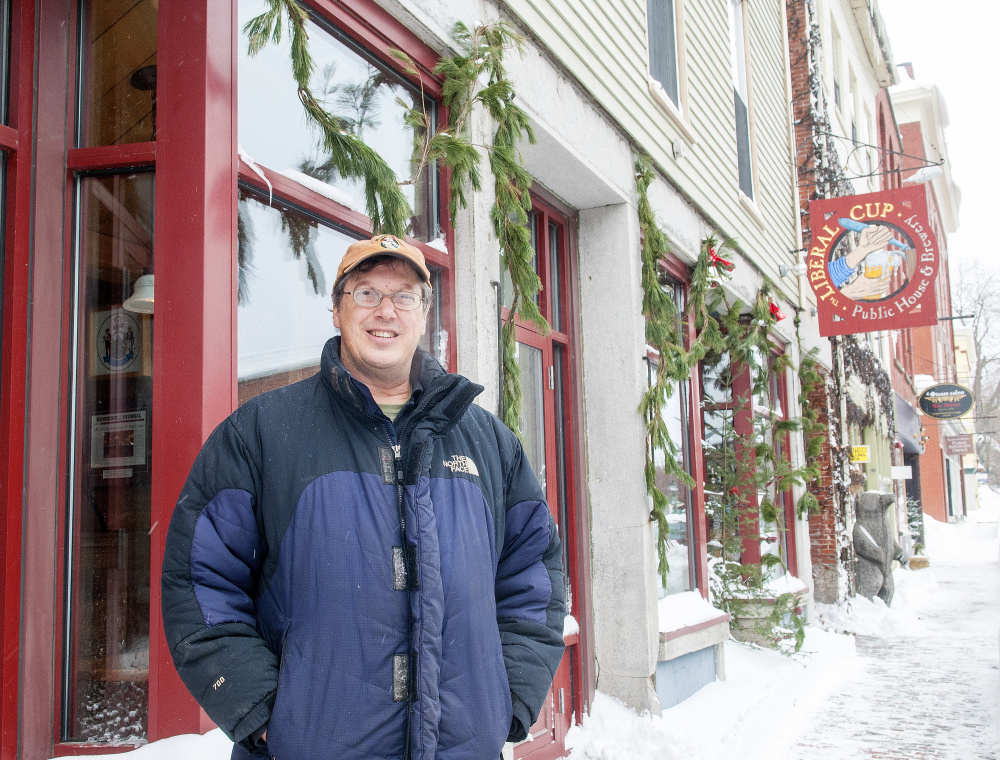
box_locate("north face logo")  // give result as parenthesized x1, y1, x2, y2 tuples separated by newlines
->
(443, 455, 479, 476)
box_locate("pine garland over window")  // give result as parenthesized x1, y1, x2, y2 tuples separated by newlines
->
(636, 161, 811, 650)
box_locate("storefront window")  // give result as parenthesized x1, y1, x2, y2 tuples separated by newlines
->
(237, 188, 444, 404)
(648, 278, 695, 595)
(64, 172, 154, 742)
(238, 0, 438, 241)
(701, 346, 793, 575)
(702, 349, 736, 556)
(77, 0, 157, 146)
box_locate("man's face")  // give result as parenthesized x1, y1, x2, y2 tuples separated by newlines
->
(333, 260, 428, 388)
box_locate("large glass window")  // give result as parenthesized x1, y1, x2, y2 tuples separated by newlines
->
(701, 346, 794, 575)
(238, 0, 438, 241)
(648, 277, 695, 595)
(77, 0, 158, 146)
(236, 187, 444, 403)
(64, 173, 154, 743)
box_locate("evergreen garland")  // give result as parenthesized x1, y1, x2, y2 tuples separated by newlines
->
(796, 346, 825, 516)
(633, 168, 810, 649)
(636, 157, 701, 583)
(244, 0, 411, 236)
(398, 21, 546, 433)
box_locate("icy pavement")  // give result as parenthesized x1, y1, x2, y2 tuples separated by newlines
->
(778, 520, 1000, 760)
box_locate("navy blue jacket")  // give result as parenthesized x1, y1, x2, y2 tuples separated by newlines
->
(161, 338, 566, 760)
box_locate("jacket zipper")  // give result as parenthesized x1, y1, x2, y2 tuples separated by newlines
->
(380, 376, 460, 760)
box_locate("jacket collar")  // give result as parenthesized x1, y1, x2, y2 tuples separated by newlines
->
(320, 337, 483, 436)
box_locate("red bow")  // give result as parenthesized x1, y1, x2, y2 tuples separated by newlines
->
(769, 299, 786, 321)
(708, 247, 735, 272)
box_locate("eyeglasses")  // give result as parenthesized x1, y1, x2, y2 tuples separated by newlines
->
(344, 287, 425, 311)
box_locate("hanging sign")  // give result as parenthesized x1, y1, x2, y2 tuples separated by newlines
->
(850, 445, 870, 463)
(807, 186, 939, 337)
(945, 434, 974, 456)
(891, 466, 912, 480)
(918, 384, 974, 420)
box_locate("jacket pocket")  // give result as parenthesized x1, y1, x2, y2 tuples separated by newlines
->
(264, 624, 292, 759)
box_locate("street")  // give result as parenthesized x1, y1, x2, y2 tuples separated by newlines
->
(784, 518, 999, 759)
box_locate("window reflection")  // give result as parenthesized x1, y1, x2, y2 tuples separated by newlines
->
(238, 0, 438, 240)
(78, 0, 157, 146)
(65, 173, 154, 743)
(237, 188, 444, 403)
(517, 343, 547, 498)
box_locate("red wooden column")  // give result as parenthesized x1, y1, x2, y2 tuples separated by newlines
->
(150, 0, 237, 740)
(0, 2, 36, 758)
(18, 0, 76, 756)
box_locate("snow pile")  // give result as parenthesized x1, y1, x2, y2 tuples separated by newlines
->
(564, 692, 690, 760)
(48, 729, 233, 760)
(762, 572, 808, 597)
(565, 627, 856, 760)
(658, 591, 726, 633)
(923, 488, 1000, 566)
(812, 576, 930, 637)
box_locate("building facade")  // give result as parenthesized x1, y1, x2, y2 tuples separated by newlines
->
(0, 0, 961, 758)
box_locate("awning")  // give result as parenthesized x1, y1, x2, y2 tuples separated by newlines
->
(895, 392, 924, 454)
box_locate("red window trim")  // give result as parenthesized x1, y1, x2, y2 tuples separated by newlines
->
(1, 2, 36, 758)
(67, 143, 155, 171)
(0, 122, 17, 150)
(309, 0, 442, 98)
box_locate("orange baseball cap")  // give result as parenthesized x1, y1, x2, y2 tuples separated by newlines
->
(335, 234, 431, 286)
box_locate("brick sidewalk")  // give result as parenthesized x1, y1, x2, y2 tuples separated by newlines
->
(785, 526, 999, 759)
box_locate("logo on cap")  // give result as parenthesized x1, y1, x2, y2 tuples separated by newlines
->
(377, 235, 401, 250)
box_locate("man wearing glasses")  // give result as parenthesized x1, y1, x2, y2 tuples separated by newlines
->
(162, 234, 565, 760)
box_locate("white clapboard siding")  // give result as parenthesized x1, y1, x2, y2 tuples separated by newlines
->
(506, 0, 800, 290)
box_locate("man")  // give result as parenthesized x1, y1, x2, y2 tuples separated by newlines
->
(162, 234, 566, 760)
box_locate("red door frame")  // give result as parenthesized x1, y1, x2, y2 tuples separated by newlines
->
(505, 190, 592, 758)
(1, 1, 36, 758)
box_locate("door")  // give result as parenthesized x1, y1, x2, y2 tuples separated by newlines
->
(506, 198, 581, 759)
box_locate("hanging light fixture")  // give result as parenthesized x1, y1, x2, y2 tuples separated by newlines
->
(123, 274, 154, 314)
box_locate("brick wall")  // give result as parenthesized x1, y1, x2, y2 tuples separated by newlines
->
(806, 378, 843, 603)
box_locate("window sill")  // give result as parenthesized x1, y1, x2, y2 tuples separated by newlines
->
(658, 613, 730, 662)
(738, 190, 766, 231)
(647, 78, 697, 146)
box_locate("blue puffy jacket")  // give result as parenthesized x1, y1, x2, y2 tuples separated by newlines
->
(161, 338, 566, 760)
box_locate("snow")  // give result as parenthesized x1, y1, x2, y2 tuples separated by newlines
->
(564, 614, 580, 638)
(658, 591, 726, 633)
(278, 169, 359, 211)
(426, 237, 449, 254)
(49, 729, 233, 760)
(566, 489, 1000, 760)
(762, 572, 808, 597)
(237, 144, 272, 205)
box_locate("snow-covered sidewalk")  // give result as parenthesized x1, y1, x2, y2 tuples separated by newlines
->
(566, 493, 1000, 760)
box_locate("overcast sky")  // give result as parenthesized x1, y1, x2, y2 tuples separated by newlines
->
(876, 1, 1000, 269)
